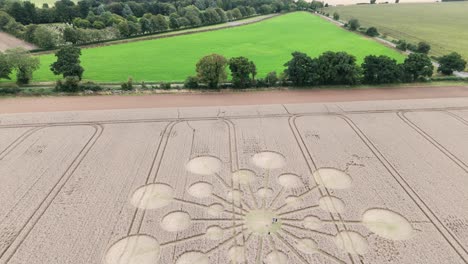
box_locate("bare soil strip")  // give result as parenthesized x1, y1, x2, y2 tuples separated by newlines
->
(1, 85, 467, 114)
(0, 32, 36, 52)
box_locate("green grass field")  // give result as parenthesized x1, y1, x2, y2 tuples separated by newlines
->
(32, 12, 404, 83)
(326, 2, 468, 62)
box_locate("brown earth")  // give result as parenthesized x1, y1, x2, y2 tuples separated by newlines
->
(0, 32, 36, 52)
(1, 85, 468, 114)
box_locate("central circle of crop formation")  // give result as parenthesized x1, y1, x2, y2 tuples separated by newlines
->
(244, 209, 281, 235)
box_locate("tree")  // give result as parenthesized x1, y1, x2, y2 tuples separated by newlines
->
(259, 4, 273, 14)
(437, 52, 467, 75)
(396, 40, 407, 51)
(63, 27, 79, 44)
(283, 51, 318, 86)
(169, 13, 180, 29)
(50, 46, 84, 80)
(402, 53, 434, 81)
(316, 51, 361, 85)
(265, 71, 278, 86)
(228, 56, 256, 88)
(33, 26, 58, 49)
(151, 14, 168, 32)
(5, 48, 40, 84)
(416, 41, 431, 54)
(196, 54, 227, 88)
(370, 0, 376, 4)
(0, 51, 13, 80)
(203, 8, 221, 24)
(231, 8, 242, 19)
(333, 12, 339, 20)
(122, 4, 134, 18)
(365, 27, 379, 37)
(348, 18, 360, 31)
(362, 55, 401, 84)
(118, 21, 130, 37)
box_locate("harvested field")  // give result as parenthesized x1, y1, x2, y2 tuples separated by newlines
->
(0, 95, 468, 263)
(0, 32, 36, 52)
(325, 2, 468, 62)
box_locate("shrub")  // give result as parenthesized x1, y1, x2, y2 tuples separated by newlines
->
(406, 43, 418, 52)
(333, 12, 339, 20)
(255, 78, 267, 87)
(184, 76, 199, 89)
(348, 18, 360, 31)
(265, 71, 278, 87)
(0, 87, 20, 95)
(437, 52, 467, 75)
(121, 77, 133, 90)
(80, 81, 103, 91)
(365, 27, 379, 37)
(417, 42, 431, 54)
(55, 76, 81, 92)
(159, 82, 171, 89)
(396, 40, 407, 51)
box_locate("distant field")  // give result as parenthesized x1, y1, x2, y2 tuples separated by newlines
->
(26, 0, 75, 7)
(326, 2, 468, 62)
(32, 12, 404, 83)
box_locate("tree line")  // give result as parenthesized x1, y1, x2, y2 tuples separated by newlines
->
(1, 47, 465, 92)
(0, 0, 328, 49)
(188, 51, 466, 89)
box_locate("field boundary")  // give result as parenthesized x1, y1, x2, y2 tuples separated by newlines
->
(33, 13, 282, 55)
(314, 12, 468, 78)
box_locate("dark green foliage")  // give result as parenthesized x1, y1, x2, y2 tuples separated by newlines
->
(316, 51, 361, 85)
(1, 48, 39, 84)
(159, 82, 171, 89)
(348, 18, 360, 31)
(151, 14, 168, 31)
(365, 27, 379, 37)
(265, 71, 278, 86)
(55, 76, 80, 92)
(184, 76, 199, 88)
(402, 53, 434, 81)
(54, 80, 102, 93)
(437, 52, 467, 75)
(396, 40, 407, 51)
(196, 54, 228, 88)
(121, 77, 134, 90)
(333, 12, 340, 20)
(406, 43, 418, 52)
(0, 87, 21, 95)
(228, 56, 256, 88)
(362, 55, 401, 84)
(283, 52, 318, 86)
(417, 41, 431, 54)
(50, 46, 84, 80)
(169, 13, 180, 29)
(0, 52, 13, 80)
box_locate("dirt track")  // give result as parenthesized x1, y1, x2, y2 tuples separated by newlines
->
(1, 85, 468, 114)
(0, 32, 36, 52)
